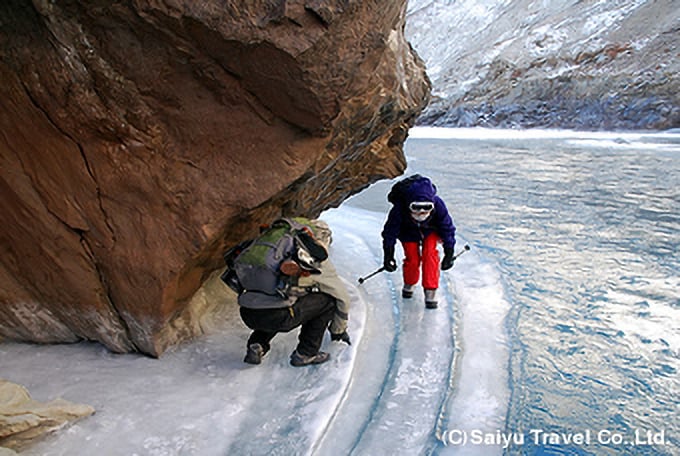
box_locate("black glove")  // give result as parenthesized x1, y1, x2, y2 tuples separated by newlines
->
(383, 245, 397, 272)
(330, 331, 351, 345)
(441, 247, 455, 270)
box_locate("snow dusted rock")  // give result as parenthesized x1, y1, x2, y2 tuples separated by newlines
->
(407, 0, 679, 129)
(0, 379, 94, 451)
(0, 1, 429, 355)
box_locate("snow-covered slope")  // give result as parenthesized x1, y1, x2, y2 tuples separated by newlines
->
(406, 0, 679, 129)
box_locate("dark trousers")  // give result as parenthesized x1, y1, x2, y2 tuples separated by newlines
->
(239, 293, 336, 357)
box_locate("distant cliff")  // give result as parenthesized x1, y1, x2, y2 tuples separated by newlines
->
(0, 0, 429, 355)
(406, 0, 679, 130)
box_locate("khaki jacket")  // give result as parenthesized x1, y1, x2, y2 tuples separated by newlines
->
(297, 259, 350, 334)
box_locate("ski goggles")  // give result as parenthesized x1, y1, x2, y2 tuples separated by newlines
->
(409, 201, 434, 213)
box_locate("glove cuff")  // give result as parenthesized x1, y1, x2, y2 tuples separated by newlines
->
(383, 245, 395, 259)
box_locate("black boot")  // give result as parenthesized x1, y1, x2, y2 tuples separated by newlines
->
(244, 343, 266, 364)
(290, 350, 330, 367)
(425, 289, 438, 309)
(402, 284, 415, 298)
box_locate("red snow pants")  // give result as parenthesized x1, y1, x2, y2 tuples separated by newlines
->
(401, 232, 441, 290)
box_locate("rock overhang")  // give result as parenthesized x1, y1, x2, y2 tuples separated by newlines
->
(0, 0, 430, 355)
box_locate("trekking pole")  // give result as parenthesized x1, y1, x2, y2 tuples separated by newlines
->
(454, 244, 471, 260)
(358, 266, 386, 284)
(359, 245, 469, 284)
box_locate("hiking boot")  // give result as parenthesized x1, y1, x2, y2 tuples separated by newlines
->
(425, 289, 438, 309)
(244, 343, 265, 365)
(402, 284, 415, 299)
(290, 350, 330, 367)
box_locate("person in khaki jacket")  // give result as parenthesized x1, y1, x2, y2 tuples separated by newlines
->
(232, 218, 351, 367)
(299, 219, 351, 342)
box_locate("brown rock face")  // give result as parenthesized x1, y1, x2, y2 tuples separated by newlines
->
(0, 1, 430, 355)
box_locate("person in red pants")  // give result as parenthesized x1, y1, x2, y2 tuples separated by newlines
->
(381, 175, 457, 308)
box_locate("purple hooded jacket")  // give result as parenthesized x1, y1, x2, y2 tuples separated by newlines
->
(382, 176, 456, 250)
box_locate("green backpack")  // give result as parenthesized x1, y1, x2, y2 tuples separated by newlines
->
(222, 218, 328, 302)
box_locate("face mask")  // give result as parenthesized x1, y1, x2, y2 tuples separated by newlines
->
(410, 210, 432, 222)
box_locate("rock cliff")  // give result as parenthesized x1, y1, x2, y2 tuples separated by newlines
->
(406, 0, 679, 130)
(0, 0, 430, 355)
